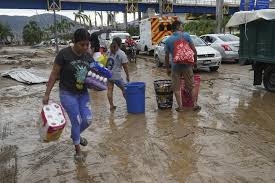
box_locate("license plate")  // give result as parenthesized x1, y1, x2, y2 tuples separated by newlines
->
(203, 60, 212, 65)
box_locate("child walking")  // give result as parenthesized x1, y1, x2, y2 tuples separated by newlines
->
(106, 37, 130, 111)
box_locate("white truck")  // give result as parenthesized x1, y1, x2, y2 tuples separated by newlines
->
(139, 16, 178, 55)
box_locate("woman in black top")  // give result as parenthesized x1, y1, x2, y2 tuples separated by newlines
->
(43, 28, 92, 161)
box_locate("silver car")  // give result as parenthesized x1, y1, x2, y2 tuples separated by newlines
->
(154, 35, 222, 71)
(200, 34, 239, 63)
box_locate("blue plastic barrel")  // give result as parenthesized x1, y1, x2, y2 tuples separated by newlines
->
(125, 82, 146, 114)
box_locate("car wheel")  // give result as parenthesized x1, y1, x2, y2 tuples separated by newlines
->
(155, 56, 163, 67)
(263, 65, 275, 92)
(210, 66, 219, 72)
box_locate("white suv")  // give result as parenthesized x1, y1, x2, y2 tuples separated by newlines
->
(154, 35, 222, 71)
(99, 31, 130, 49)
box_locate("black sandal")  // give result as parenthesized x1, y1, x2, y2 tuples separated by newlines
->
(193, 105, 201, 112)
(80, 137, 88, 146)
(175, 107, 184, 112)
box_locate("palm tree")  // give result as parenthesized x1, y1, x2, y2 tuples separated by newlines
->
(74, 10, 92, 30)
(74, 10, 86, 26)
(95, 11, 103, 28)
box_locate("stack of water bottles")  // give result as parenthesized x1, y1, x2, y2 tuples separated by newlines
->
(85, 58, 112, 91)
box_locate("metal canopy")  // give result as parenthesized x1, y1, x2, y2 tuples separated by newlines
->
(227, 9, 275, 27)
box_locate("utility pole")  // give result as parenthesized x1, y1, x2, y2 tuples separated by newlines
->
(216, 0, 224, 33)
(48, 0, 60, 53)
(53, 7, 59, 53)
(159, 0, 163, 17)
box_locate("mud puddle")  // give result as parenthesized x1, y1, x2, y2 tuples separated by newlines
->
(0, 56, 275, 182)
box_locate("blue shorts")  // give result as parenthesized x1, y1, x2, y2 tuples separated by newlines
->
(109, 79, 125, 90)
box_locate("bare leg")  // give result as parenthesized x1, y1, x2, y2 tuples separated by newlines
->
(172, 71, 183, 112)
(192, 87, 201, 111)
(174, 90, 182, 109)
(74, 144, 84, 161)
(107, 81, 116, 110)
(118, 84, 126, 99)
(75, 144, 81, 155)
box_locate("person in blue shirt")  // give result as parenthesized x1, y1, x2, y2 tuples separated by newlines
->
(165, 20, 201, 112)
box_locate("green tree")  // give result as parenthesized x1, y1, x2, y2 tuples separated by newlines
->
(184, 15, 232, 35)
(58, 19, 75, 34)
(44, 19, 75, 41)
(221, 15, 231, 33)
(127, 26, 139, 36)
(184, 19, 215, 35)
(0, 23, 14, 44)
(23, 21, 43, 45)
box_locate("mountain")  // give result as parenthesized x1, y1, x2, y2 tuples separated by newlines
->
(0, 13, 76, 40)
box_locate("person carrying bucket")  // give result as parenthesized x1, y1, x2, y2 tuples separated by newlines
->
(106, 37, 130, 111)
(43, 29, 93, 161)
(164, 20, 201, 112)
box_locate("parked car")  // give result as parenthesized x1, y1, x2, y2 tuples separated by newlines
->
(99, 31, 130, 49)
(154, 35, 222, 71)
(200, 34, 239, 63)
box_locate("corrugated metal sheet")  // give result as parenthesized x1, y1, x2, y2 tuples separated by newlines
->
(1, 69, 48, 84)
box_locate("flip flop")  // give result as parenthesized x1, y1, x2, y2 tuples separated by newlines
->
(193, 105, 202, 112)
(175, 107, 184, 112)
(80, 137, 88, 146)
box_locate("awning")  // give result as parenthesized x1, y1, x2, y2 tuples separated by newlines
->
(226, 9, 275, 27)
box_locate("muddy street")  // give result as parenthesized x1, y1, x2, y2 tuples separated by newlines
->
(0, 50, 275, 183)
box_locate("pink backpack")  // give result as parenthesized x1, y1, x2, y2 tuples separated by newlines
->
(173, 34, 194, 64)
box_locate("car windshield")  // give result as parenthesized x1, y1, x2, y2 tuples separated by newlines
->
(191, 36, 207, 46)
(218, 34, 239, 42)
(112, 34, 129, 40)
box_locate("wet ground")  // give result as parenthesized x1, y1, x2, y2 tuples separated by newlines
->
(0, 48, 275, 183)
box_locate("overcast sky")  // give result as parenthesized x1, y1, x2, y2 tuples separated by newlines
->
(0, 9, 136, 25)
